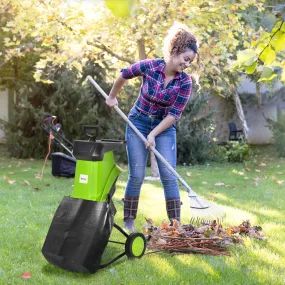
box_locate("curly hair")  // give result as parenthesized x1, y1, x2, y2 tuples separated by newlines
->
(163, 22, 199, 64)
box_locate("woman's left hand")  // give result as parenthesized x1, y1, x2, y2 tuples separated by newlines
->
(146, 133, 156, 149)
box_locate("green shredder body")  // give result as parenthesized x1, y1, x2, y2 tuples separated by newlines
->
(71, 139, 124, 201)
(71, 150, 122, 202)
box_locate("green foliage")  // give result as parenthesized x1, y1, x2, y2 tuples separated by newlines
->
(0, 0, 267, 97)
(208, 144, 228, 163)
(105, 0, 135, 18)
(209, 140, 253, 163)
(2, 62, 127, 158)
(176, 94, 214, 165)
(265, 115, 285, 156)
(225, 140, 252, 163)
(233, 4, 285, 83)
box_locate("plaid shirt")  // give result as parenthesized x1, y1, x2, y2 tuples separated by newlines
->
(121, 59, 192, 120)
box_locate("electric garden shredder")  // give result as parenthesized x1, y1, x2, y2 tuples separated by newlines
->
(42, 126, 147, 273)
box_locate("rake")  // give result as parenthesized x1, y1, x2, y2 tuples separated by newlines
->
(87, 75, 226, 224)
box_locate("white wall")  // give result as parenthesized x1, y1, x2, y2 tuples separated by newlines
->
(245, 105, 276, 144)
(209, 95, 280, 144)
(0, 89, 8, 142)
(237, 76, 283, 95)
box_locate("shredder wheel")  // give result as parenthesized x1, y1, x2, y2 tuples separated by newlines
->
(125, 233, 146, 258)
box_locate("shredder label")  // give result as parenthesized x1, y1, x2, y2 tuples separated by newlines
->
(79, 174, 88, 184)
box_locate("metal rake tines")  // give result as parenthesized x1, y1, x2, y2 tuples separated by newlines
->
(189, 203, 226, 225)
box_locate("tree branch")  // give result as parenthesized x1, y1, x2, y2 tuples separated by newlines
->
(92, 41, 135, 64)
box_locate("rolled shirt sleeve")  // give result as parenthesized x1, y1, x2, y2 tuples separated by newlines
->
(121, 59, 152, 79)
(168, 76, 192, 120)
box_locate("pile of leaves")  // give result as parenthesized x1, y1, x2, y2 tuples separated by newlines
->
(142, 219, 267, 256)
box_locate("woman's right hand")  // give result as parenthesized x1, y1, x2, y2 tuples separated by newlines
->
(106, 96, 118, 108)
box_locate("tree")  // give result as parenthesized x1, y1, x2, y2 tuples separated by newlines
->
(233, 4, 285, 83)
(1, 0, 267, 157)
(1, 0, 264, 89)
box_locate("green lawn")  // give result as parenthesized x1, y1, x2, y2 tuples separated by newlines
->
(0, 145, 284, 285)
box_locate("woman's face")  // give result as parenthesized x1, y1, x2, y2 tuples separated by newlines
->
(171, 49, 196, 73)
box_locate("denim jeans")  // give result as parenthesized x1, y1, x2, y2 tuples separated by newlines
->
(125, 107, 179, 200)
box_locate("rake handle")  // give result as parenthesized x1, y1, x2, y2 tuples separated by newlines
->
(87, 75, 198, 198)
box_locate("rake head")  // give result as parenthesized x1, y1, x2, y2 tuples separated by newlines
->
(189, 196, 226, 225)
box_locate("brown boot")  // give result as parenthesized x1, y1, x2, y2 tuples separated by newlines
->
(123, 196, 139, 232)
(166, 198, 181, 223)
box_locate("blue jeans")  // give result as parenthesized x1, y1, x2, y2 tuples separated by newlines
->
(125, 107, 179, 200)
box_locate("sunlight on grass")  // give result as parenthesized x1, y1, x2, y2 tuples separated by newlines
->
(251, 207, 285, 220)
(1, 146, 285, 284)
(192, 259, 222, 278)
(148, 256, 179, 279)
(220, 205, 257, 225)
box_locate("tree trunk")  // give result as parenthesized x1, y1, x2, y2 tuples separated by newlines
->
(150, 151, 160, 177)
(137, 39, 147, 60)
(137, 38, 159, 178)
(232, 88, 249, 141)
(256, 82, 262, 108)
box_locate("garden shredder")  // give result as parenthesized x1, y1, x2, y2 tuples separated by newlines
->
(42, 126, 147, 273)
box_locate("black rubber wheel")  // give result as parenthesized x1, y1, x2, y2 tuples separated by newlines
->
(125, 233, 146, 258)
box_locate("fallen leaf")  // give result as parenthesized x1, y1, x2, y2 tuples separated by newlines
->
(257, 163, 267, 167)
(156, 238, 167, 245)
(21, 272, 32, 279)
(232, 169, 244, 175)
(245, 168, 251, 172)
(45, 184, 50, 187)
(277, 172, 284, 175)
(29, 158, 35, 161)
(34, 174, 41, 179)
(6, 179, 15, 184)
(208, 196, 215, 200)
(8, 171, 15, 175)
(276, 179, 284, 185)
(215, 182, 225, 186)
(23, 169, 29, 172)
(145, 218, 154, 225)
(186, 172, 192, 177)
(33, 187, 40, 190)
(24, 180, 30, 186)
(253, 177, 261, 186)
(202, 181, 208, 184)
(226, 227, 232, 236)
(255, 169, 261, 173)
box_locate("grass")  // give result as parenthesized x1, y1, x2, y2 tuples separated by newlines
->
(0, 144, 285, 285)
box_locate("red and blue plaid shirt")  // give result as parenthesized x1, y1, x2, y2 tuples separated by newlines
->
(121, 58, 192, 120)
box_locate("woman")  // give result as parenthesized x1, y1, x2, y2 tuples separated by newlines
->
(106, 22, 199, 232)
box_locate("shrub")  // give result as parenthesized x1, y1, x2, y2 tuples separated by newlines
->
(2, 62, 126, 158)
(265, 116, 285, 157)
(177, 94, 215, 165)
(208, 144, 228, 163)
(225, 140, 252, 162)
